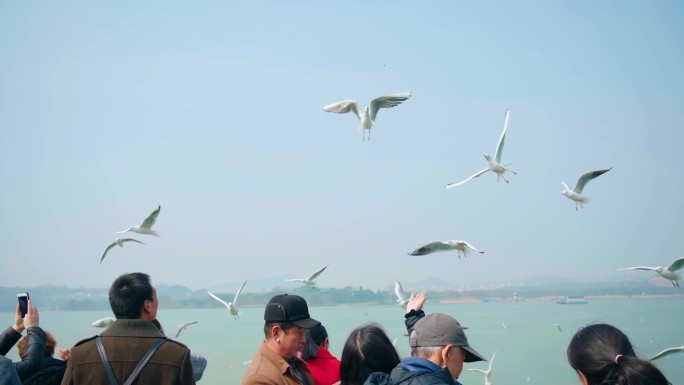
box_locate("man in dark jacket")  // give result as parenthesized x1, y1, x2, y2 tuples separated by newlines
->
(365, 293, 486, 385)
(61, 272, 195, 385)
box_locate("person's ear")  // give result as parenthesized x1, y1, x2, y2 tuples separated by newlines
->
(272, 325, 282, 342)
(441, 345, 453, 367)
(577, 370, 589, 385)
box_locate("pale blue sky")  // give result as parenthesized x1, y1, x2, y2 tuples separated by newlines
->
(1, 1, 682, 291)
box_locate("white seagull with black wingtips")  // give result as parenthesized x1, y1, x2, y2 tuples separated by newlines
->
(446, 110, 516, 188)
(323, 92, 411, 141)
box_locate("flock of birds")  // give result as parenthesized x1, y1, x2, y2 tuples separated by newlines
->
(100, 204, 161, 263)
(88, 93, 683, 384)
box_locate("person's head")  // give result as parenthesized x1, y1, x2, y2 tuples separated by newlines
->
(109, 272, 158, 320)
(567, 323, 671, 385)
(263, 294, 320, 360)
(18, 329, 56, 358)
(409, 313, 485, 380)
(339, 323, 400, 385)
(301, 323, 329, 360)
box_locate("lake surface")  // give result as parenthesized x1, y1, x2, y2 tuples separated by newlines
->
(3, 298, 683, 385)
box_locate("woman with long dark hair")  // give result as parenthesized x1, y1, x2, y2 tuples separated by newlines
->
(567, 323, 671, 385)
(339, 323, 400, 385)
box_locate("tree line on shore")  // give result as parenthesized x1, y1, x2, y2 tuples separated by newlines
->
(0, 279, 678, 312)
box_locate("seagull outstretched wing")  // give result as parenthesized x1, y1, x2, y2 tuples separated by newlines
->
(308, 265, 328, 281)
(175, 321, 198, 338)
(207, 291, 230, 308)
(140, 204, 161, 229)
(369, 92, 412, 121)
(462, 241, 484, 253)
(445, 168, 490, 188)
(618, 266, 657, 272)
(409, 241, 452, 256)
(395, 282, 408, 303)
(666, 257, 684, 272)
(494, 110, 510, 163)
(323, 100, 361, 120)
(573, 168, 612, 194)
(233, 281, 247, 307)
(650, 346, 684, 361)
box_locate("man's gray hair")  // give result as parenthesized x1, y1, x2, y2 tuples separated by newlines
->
(411, 345, 442, 359)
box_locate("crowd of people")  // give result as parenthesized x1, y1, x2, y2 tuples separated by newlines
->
(0, 272, 673, 385)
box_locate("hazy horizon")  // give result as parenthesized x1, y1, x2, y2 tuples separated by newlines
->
(1, 2, 682, 292)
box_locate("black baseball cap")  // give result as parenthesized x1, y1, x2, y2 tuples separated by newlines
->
(264, 294, 320, 328)
(409, 313, 486, 362)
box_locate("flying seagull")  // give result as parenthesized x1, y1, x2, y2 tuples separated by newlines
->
(409, 240, 484, 259)
(561, 168, 612, 210)
(175, 321, 198, 338)
(618, 257, 684, 287)
(467, 350, 496, 385)
(650, 346, 684, 361)
(100, 237, 145, 263)
(117, 204, 161, 236)
(323, 92, 411, 141)
(91, 317, 115, 328)
(208, 281, 247, 319)
(285, 265, 328, 287)
(446, 110, 516, 188)
(394, 281, 409, 308)
(553, 323, 562, 332)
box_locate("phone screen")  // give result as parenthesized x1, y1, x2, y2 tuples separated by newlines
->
(17, 292, 29, 318)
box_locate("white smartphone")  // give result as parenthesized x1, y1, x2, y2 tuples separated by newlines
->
(17, 292, 30, 318)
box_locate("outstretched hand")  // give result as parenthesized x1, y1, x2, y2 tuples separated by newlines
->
(57, 348, 71, 361)
(406, 292, 426, 314)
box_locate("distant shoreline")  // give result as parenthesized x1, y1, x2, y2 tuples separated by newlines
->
(438, 293, 684, 304)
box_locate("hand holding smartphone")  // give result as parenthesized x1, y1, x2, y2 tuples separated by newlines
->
(17, 292, 30, 318)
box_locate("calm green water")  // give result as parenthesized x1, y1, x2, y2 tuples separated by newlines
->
(4, 298, 683, 385)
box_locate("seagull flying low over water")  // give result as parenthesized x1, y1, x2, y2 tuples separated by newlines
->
(285, 265, 328, 287)
(553, 323, 562, 332)
(208, 281, 247, 319)
(394, 282, 409, 308)
(618, 257, 684, 287)
(117, 204, 161, 236)
(446, 110, 516, 188)
(561, 168, 612, 211)
(91, 317, 115, 328)
(650, 346, 684, 361)
(467, 350, 496, 385)
(175, 321, 198, 338)
(409, 240, 484, 259)
(323, 92, 411, 141)
(100, 238, 145, 263)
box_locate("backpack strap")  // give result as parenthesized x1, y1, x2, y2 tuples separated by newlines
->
(123, 338, 166, 385)
(95, 336, 119, 385)
(95, 336, 166, 385)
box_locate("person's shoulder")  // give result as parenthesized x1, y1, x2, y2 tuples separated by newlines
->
(162, 337, 191, 350)
(72, 335, 98, 348)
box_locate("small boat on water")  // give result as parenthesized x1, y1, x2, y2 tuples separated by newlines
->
(556, 296, 588, 304)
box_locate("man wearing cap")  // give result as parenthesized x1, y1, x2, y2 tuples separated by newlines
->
(365, 293, 485, 385)
(242, 294, 321, 385)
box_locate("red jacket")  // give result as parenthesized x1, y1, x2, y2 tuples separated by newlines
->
(303, 348, 340, 385)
